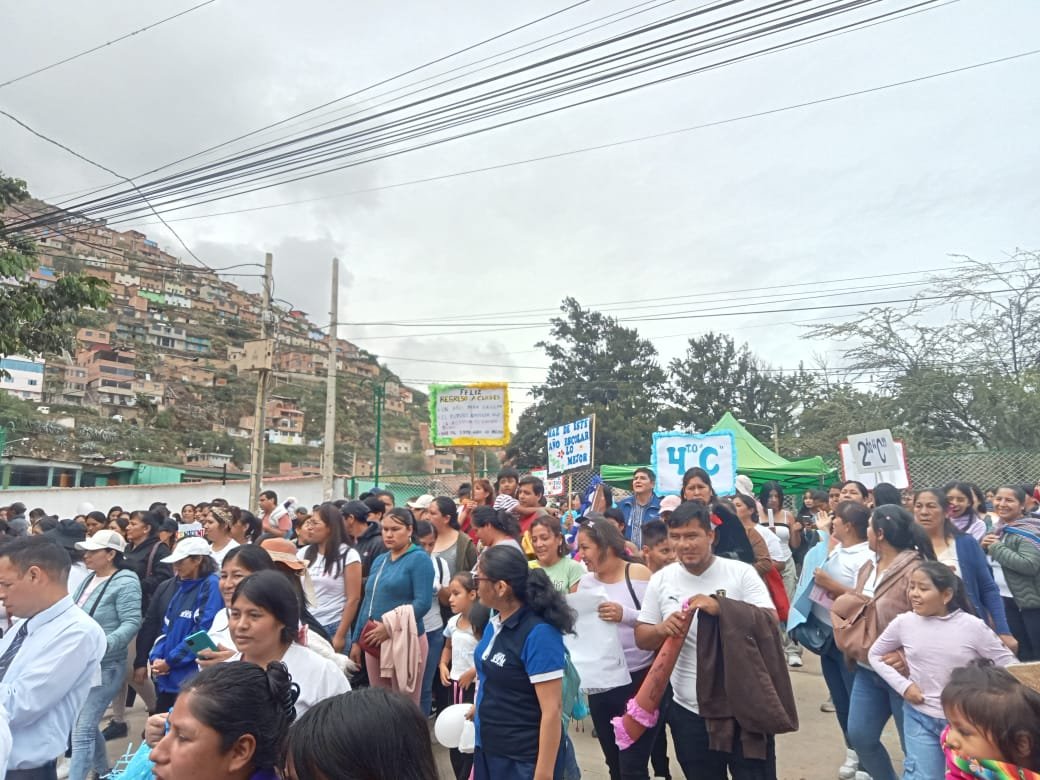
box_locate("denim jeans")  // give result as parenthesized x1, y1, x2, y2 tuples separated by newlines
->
(819, 639, 856, 745)
(847, 666, 905, 780)
(421, 626, 446, 716)
(70, 659, 126, 780)
(902, 703, 946, 780)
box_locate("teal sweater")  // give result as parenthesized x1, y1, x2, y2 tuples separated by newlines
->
(351, 545, 434, 643)
(74, 569, 142, 666)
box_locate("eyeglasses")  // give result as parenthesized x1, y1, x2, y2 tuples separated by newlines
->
(472, 575, 492, 585)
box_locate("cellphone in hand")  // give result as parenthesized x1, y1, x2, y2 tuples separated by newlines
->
(185, 630, 218, 655)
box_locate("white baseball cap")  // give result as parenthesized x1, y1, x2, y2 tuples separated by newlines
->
(75, 529, 127, 553)
(407, 494, 434, 510)
(660, 495, 682, 513)
(161, 536, 212, 563)
(735, 475, 755, 497)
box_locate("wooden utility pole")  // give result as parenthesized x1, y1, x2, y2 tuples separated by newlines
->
(322, 257, 339, 500)
(248, 252, 273, 510)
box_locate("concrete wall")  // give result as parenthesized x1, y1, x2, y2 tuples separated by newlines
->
(2, 475, 345, 518)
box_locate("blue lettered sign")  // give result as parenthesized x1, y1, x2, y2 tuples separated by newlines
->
(546, 415, 594, 477)
(650, 431, 737, 496)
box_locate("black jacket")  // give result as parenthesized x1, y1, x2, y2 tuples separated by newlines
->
(124, 535, 173, 610)
(352, 521, 387, 581)
(135, 576, 176, 670)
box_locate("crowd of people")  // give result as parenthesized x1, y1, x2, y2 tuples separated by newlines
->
(0, 467, 1038, 780)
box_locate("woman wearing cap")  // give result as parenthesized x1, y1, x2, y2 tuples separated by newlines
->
(408, 494, 434, 521)
(228, 571, 350, 716)
(70, 529, 143, 780)
(297, 503, 361, 653)
(204, 506, 241, 566)
(149, 537, 224, 711)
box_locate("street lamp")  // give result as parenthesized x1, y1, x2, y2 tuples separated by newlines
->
(740, 419, 780, 455)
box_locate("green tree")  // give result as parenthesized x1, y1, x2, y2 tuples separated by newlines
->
(663, 332, 796, 441)
(0, 173, 111, 360)
(803, 251, 1040, 449)
(511, 298, 666, 468)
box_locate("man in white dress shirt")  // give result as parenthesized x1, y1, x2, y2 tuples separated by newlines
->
(0, 536, 106, 779)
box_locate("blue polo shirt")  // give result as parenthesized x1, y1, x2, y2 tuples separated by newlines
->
(474, 605, 565, 762)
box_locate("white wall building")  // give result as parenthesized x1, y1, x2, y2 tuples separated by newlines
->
(0, 356, 45, 402)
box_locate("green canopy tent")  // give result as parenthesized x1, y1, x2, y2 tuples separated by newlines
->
(599, 411, 837, 497)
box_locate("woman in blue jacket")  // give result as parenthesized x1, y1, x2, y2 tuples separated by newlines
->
(913, 488, 1015, 650)
(70, 529, 142, 780)
(349, 507, 434, 708)
(148, 536, 223, 711)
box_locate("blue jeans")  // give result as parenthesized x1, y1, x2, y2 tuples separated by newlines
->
(847, 666, 905, 780)
(70, 659, 126, 780)
(421, 625, 446, 716)
(819, 639, 856, 745)
(902, 703, 946, 780)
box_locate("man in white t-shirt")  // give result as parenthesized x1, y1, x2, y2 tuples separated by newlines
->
(626, 501, 777, 780)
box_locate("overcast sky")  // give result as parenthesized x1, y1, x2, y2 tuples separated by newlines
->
(2, 0, 1039, 424)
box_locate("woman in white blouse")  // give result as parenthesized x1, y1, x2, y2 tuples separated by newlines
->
(297, 503, 361, 652)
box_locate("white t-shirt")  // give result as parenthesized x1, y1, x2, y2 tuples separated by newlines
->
(210, 539, 240, 567)
(424, 556, 451, 634)
(210, 609, 233, 650)
(443, 613, 479, 680)
(753, 526, 787, 563)
(638, 557, 773, 715)
(812, 541, 873, 625)
(759, 515, 793, 562)
(298, 544, 361, 626)
(990, 558, 1013, 598)
(229, 642, 349, 716)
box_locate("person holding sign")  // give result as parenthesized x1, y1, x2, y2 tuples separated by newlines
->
(618, 468, 663, 549)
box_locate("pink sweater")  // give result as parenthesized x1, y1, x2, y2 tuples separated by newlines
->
(868, 610, 1015, 719)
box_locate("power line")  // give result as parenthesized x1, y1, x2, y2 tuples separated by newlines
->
(0, 0, 219, 90)
(0, 108, 213, 272)
(8, 0, 937, 230)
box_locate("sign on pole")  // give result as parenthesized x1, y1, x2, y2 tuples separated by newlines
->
(846, 429, 898, 474)
(651, 431, 737, 496)
(531, 467, 565, 497)
(428, 383, 510, 446)
(840, 437, 910, 489)
(546, 415, 595, 477)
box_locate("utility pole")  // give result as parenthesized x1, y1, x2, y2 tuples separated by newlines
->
(373, 382, 384, 488)
(248, 252, 273, 510)
(321, 257, 339, 500)
(772, 421, 780, 455)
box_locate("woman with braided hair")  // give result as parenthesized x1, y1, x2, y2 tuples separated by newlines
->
(148, 660, 300, 780)
(226, 571, 349, 716)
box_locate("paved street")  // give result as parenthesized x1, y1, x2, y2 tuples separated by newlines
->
(107, 651, 904, 779)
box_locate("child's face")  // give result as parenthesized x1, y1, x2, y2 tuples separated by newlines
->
(642, 540, 676, 573)
(945, 708, 1004, 762)
(448, 580, 475, 615)
(907, 570, 951, 617)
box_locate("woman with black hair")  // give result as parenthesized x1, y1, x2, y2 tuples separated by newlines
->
(298, 503, 361, 652)
(982, 484, 1040, 661)
(429, 496, 478, 579)
(286, 688, 438, 780)
(839, 480, 870, 505)
(471, 506, 523, 555)
(575, 518, 658, 780)
(70, 529, 143, 780)
(227, 571, 349, 716)
(529, 515, 585, 593)
(944, 481, 989, 541)
(838, 505, 936, 780)
(913, 488, 1014, 651)
(472, 544, 575, 780)
(230, 507, 263, 545)
(148, 660, 299, 780)
(205, 506, 241, 566)
(680, 467, 755, 565)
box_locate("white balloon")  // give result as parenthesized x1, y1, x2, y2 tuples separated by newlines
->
(433, 703, 472, 748)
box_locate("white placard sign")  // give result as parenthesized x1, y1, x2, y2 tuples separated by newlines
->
(429, 383, 509, 446)
(650, 431, 737, 496)
(546, 416, 594, 477)
(530, 468, 565, 497)
(840, 439, 910, 489)
(847, 429, 898, 475)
